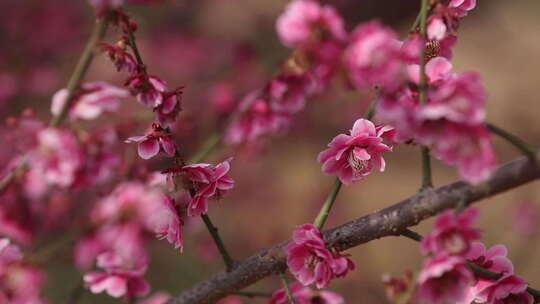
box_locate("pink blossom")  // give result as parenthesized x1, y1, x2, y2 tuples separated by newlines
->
(126, 123, 176, 159)
(101, 42, 139, 75)
(461, 242, 516, 303)
(421, 123, 496, 184)
(382, 271, 414, 302)
(269, 282, 344, 304)
(407, 56, 453, 85)
(155, 87, 183, 127)
(0, 238, 22, 275)
(126, 74, 167, 108)
(148, 196, 184, 250)
(345, 21, 408, 91)
(421, 207, 482, 256)
(27, 128, 83, 195)
(51, 82, 128, 121)
(84, 252, 150, 299)
(466, 242, 513, 275)
(181, 159, 234, 216)
(268, 72, 316, 115)
(416, 254, 474, 304)
(476, 274, 533, 304)
(276, 0, 346, 49)
(286, 224, 354, 288)
(137, 292, 170, 304)
(0, 265, 47, 304)
(318, 118, 393, 184)
(427, 17, 447, 41)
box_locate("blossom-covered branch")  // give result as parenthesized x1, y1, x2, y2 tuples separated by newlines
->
(167, 151, 540, 304)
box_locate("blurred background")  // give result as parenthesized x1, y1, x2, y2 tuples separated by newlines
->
(1, 0, 540, 303)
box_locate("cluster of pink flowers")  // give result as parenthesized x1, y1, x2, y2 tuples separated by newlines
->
(225, 0, 347, 145)
(346, 6, 495, 184)
(268, 282, 344, 304)
(415, 207, 534, 304)
(286, 224, 355, 289)
(318, 118, 393, 184)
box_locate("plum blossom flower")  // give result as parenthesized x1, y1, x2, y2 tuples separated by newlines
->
(84, 251, 150, 299)
(268, 72, 316, 115)
(459, 242, 516, 304)
(0, 265, 47, 304)
(27, 128, 83, 196)
(475, 274, 533, 304)
(421, 207, 482, 256)
(181, 159, 234, 216)
(126, 74, 167, 108)
(147, 196, 184, 250)
(269, 282, 344, 304)
(126, 123, 176, 159)
(51, 81, 128, 121)
(155, 87, 183, 126)
(318, 118, 393, 184)
(101, 42, 139, 75)
(276, 0, 346, 49)
(286, 224, 354, 288)
(416, 254, 474, 304)
(0, 238, 22, 275)
(382, 271, 414, 303)
(345, 21, 409, 91)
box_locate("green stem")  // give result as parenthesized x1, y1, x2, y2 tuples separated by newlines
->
(125, 16, 145, 67)
(279, 272, 297, 304)
(188, 133, 221, 164)
(50, 16, 110, 127)
(200, 214, 234, 271)
(486, 123, 536, 161)
(401, 229, 540, 302)
(421, 147, 433, 189)
(417, 0, 433, 190)
(313, 179, 342, 229)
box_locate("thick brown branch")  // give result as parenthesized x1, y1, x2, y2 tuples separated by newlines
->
(167, 152, 540, 304)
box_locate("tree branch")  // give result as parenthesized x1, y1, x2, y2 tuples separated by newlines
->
(166, 151, 540, 304)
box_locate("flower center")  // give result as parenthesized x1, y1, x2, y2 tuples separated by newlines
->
(348, 150, 367, 175)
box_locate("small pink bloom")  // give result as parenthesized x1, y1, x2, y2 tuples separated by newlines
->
(84, 251, 150, 299)
(416, 255, 474, 304)
(286, 224, 354, 288)
(224, 91, 291, 145)
(427, 17, 447, 41)
(148, 196, 184, 250)
(476, 274, 533, 304)
(407, 57, 453, 85)
(27, 128, 83, 193)
(51, 81, 128, 121)
(0, 238, 22, 275)
(421, 207, 482, 256)
(155, 87, 183, 126)
(126, 74, 167, 108)
(382, 271, 414, 302)
(318, 118, 392, 184)
(345, 21, 407, 91)
(268, 72, 316, 115)
(101, 42, 139, 75)
(181, 159, 235, 216)
(276, 0, 346, 49)
(126, 123, 176, 159)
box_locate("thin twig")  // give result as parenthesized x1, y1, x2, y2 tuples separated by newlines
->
(279, 272, 297, 304)
(313, 179, 342, 229)
(50, 15, 110, 127)
(486, 123, 536, 162)
(201, 214, 235, 271)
